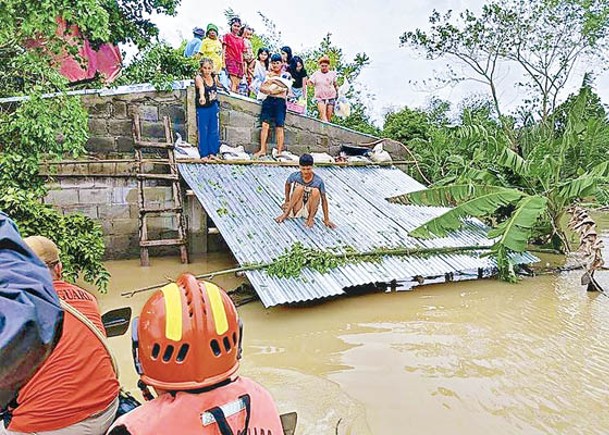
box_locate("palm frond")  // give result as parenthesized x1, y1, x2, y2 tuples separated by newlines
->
(406, 187, 525, 238)
(489, 195, 548, 252)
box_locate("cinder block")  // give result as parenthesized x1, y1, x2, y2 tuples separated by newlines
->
(108, 119, 134, 136)
(98, 205, 131, 220)
(88, 118, 108, 136)
(45, 189, 79, 207)
(87, 103, 111, 117)
(141, 122, 166, 140)
(86, 136, 116, 154)
(111, 187, 137, 204)
(61, 205, 99, 219)
(139, 106, 159, 122)
(79, 188, 112, 204)
(110, 219, 138, 236)
(224, 126, 252, 147)
(160, 105, 186, 124)
(116, 137, 135, 153)
(112, 101, 128, 118)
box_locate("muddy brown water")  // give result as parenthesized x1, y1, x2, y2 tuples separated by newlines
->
(94, 249, 609, 434)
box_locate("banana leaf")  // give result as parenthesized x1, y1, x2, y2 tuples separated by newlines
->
(405, 186, 525, 238)
(489, 195, 548, 252)
(392, 184, 515, 207)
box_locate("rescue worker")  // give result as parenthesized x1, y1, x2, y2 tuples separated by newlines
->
(0, 214, 62, 411)
(108, 274, 284, 434)
(1, 236, 119, 435)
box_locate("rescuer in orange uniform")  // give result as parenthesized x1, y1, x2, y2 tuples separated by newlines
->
(107, 273, 283, 435)
(1, 236, 119, 435)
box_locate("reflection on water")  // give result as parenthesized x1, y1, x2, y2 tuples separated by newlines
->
(96, 252, 609, 434)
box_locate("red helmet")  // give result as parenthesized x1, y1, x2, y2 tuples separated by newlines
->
(132, 274, 242, 390)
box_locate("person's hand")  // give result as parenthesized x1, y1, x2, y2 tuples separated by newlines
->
(281, 202, 289, 212)
(305, 218, 316, 229)
(324, 219, 337, 229)
(199, 97, 206, 105)
(275, 214, 287, 224)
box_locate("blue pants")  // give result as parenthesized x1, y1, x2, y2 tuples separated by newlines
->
(196, 104, 220, 158)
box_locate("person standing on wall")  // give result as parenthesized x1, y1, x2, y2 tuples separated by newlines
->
(198, 23, 223, 86)
(1, 236, 119, 435)
(222, 17, 246, 93)
(308, 55, 338, 122)
(183, 27, 205, 58)
(254, 53, 292, 158)
(195, 58, 220, 161)
(107, 274, 284, 434)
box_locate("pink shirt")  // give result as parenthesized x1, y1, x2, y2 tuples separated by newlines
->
(309, 70, 337, 100)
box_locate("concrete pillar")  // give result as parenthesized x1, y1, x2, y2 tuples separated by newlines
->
(186, 190, 207, 255)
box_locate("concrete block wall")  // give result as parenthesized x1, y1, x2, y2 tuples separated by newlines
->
(41, 85, 384, 260)
(205, 94, 378, 155)
(83, 90, 188, 158)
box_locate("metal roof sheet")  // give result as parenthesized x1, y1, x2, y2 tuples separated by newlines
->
(179, 163, 537, 307)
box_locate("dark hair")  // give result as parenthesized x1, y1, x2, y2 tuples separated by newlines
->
(270, 53, 282, 63)
(257, 47, 270, 69)
(280, 46, 293, 63)
(288, 56, 305, 76)
(299, 153, 314, 166)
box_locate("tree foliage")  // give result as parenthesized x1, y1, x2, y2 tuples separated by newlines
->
(116, 41, 198, 90)
(401, 0, 609, 123)
(0, 0, 179, 292)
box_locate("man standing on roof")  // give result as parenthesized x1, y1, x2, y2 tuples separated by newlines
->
(184, 27, 205, 58)
(275, 153, 337, 229)
(107, 274, 284, 434)
(1, 236, 119, 435)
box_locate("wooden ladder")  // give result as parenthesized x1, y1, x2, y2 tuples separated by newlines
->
(132, 114, 189, 266)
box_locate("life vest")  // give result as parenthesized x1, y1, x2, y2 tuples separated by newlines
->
(109, 377, 283, 435)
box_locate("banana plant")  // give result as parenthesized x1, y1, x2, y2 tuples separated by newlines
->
(392, 126, 609, 281)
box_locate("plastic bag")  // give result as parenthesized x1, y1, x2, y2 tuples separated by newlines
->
(335, 79, 351, 118)
(218, 69, 231, 91)
(369, 142, 392, 163)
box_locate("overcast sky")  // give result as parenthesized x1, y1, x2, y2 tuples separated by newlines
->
(152, 0, 609, 124)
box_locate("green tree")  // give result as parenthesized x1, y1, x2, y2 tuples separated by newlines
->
(401, 0, 609, 126)
(116, 41, 198, 90)
(0, 0, 179, 292)
(383, 107, 432, 144)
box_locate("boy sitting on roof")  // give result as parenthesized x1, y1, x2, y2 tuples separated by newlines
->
(275, 153, 337, 229)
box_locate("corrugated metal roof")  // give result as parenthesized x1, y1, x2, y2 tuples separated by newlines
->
(179, 163, 537, 307)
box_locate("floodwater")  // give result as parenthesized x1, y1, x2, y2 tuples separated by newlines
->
(95, 249, 609, 434)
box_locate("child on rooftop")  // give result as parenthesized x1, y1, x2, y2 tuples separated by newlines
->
(222, 17, 246, 93)
(250, 47, 270, 97)
(199, 23, 223, 83)
(240, 25, 256, 87)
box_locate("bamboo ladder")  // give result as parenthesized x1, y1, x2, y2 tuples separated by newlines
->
(132, 113, 189, 266)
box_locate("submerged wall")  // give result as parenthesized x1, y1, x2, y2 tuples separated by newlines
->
(38, 83, 383, 259)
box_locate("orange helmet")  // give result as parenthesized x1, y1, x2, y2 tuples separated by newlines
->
(132, 274, 242, 390)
